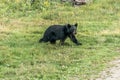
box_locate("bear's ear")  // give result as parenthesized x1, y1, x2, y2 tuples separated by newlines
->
(67, 24, 71, 28)
(75, 23, 78, 27)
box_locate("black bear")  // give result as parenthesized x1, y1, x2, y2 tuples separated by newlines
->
(39, 23, 82, 45)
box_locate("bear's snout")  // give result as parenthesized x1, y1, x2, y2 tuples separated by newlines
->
(73, 31, 77, 35)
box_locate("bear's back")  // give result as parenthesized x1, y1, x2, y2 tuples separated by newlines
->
(45, 25, 65, 33)
(44, 25, 66, 39)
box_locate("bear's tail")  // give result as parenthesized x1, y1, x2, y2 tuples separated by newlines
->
(39, 38, 43, 43)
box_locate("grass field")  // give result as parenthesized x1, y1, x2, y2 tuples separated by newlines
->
(0, 0, 120, 80)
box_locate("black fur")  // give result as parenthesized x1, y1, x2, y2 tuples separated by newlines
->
(39, 23, 82, 45)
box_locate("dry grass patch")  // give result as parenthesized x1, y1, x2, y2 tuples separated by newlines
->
(99, 20, 120, 36)
(100, 28, 120, 36)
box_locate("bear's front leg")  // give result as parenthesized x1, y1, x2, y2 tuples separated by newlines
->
(69, 34, 82, 45)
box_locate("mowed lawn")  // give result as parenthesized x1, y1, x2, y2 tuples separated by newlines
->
(0, 0, 120, 80)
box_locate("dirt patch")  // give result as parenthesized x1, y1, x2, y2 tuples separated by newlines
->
(96, 59, 120, 80)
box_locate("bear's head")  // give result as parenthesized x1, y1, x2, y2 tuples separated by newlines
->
(65, 23, 78, 35)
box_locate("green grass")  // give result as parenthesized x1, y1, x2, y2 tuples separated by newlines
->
(0, 0, 120, 80)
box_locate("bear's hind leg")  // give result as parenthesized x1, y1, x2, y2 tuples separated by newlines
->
(60, 37, 67, 45)
(49, 32, 57, 44)
(50, 40, 56, 44)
